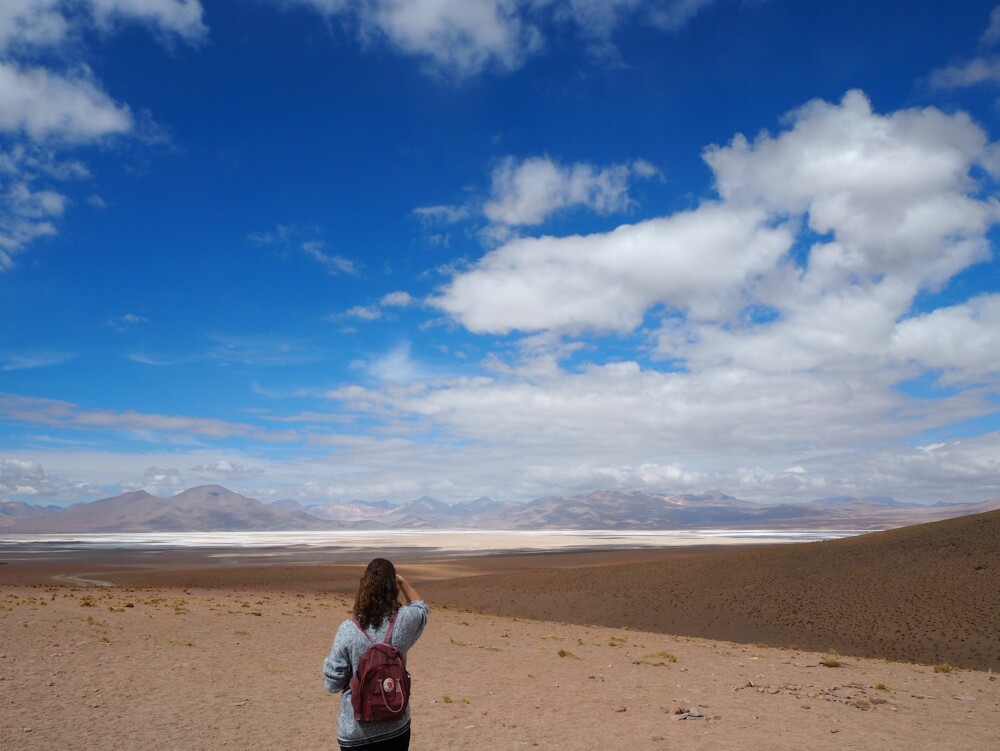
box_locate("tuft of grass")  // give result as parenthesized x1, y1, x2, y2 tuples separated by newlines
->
(933, 663, 951, 674)
(644, 651, 677, 662)
(874, 683, 894, 691)
(558, 649, 580, 659)
(442, 695, 453, 704)
(820, 657, 843, 668)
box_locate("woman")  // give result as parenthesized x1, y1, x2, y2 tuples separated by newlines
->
(324, 558, 428, 750)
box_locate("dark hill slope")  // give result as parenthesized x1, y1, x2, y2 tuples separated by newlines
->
(421, 509, 1000, 671)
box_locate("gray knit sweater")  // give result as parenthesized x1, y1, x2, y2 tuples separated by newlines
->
(323, 601, 429, 748)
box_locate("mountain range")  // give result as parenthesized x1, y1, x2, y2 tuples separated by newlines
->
(2, 485, 1000, 533)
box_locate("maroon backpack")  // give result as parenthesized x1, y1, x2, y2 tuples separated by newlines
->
(349, 609, 411, 722)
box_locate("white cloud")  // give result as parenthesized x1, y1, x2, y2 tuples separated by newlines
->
(483, 156, 658, 226)
(142, 465, 184, 490)
(0, 458, 103, 502)
(302, 239, 358, 275)
(929, 56, 1000, 89)
(433, 203, 791, 334)
(435, 91, 996, 348)
(289, 0, 542, 78)
(284, 0, 724, 78)
(339, 291, 416, 323)
(0, 350, 73, 370)
(88, 0, 206, 41)
(412, 204, 470, 224)
(381, 290, 414, 307)
(368, 0, 542, 78)
(346, 305, 382, 321)
(0, 1, 205, 268)
(892, 294, 1000, 382)
(982, 5, 1000, 46)
(251, 226, 358, 276)
(308, 91, 1000, 504)
(650, 0, 718, 31)
(0, 0, 67, 53)
(0, 391, 299, 442)
(191, 459, 264, 482)
(358, 342, 430, 384)
(0, 63, 133, 143)
(928, 6, 1000, 89)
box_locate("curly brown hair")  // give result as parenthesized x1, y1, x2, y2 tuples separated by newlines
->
(353, 558, 399, 629)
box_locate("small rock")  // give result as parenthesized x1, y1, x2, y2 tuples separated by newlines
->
(648, 734, 664, 742)
(614, 706, 627, 713)
(953, 695, 976, 702)
(830, 729, 839, 734)
(688, 707, 702, 718)
(801, 704, 811, 709)
(852, 699, 871, 710)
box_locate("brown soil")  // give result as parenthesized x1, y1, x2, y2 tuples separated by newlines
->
(421, 510, 1000, 671)
(1, 511, 998, 749)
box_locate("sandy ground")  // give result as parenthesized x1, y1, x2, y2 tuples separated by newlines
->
(2, 566, 998, 750)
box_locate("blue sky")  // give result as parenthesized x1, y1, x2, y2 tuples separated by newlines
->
(2, 0, 1000, 506)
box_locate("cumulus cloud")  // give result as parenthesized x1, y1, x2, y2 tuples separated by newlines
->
(433, 203, 791, 334)
(435, 91, 996, 347)
(311, 91, 1000, 504)
(483, 156, 658, 226)
(891, 294, 1000, 382)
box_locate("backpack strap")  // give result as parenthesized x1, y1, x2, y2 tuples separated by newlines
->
(353, 607, 401, 645)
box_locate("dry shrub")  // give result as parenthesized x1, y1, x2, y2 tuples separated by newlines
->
(644, 651, 678, 662)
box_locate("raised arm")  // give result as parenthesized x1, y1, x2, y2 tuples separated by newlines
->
(396, 574, 421, 604)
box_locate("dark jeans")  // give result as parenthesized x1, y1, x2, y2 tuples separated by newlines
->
(340, 727, 410, 751)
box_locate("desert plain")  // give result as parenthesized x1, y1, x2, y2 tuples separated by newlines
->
(1, 510, 998, 750)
